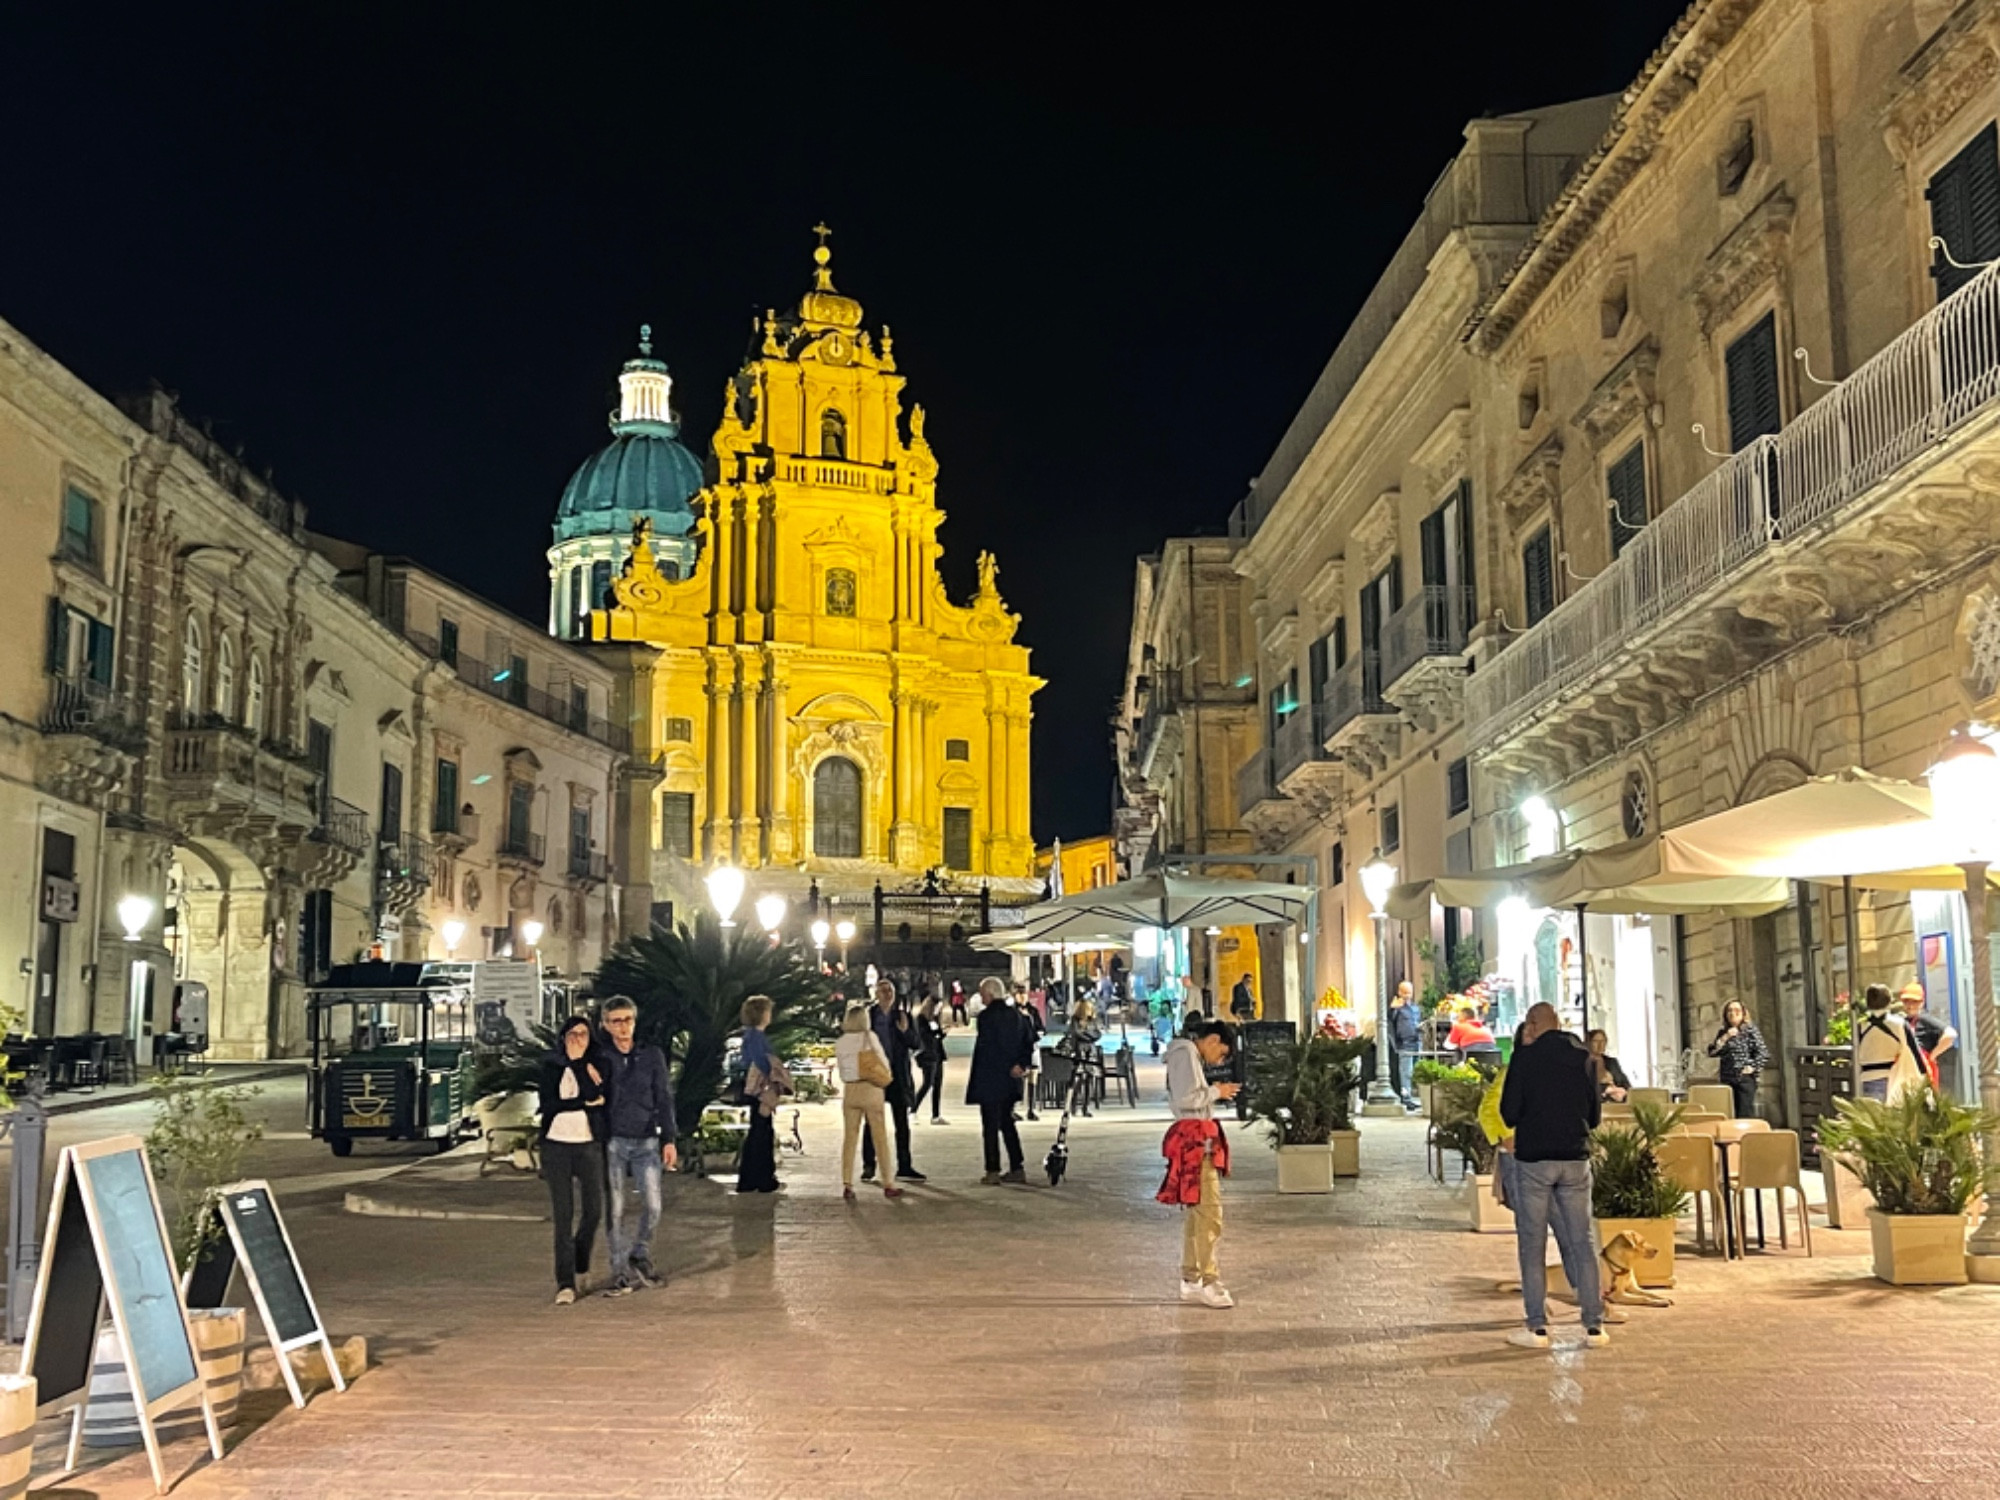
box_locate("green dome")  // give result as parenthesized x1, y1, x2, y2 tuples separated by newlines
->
(553, 339, 704, 545)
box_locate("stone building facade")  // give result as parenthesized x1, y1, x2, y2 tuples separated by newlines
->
(1208, 0, 2000, 1104)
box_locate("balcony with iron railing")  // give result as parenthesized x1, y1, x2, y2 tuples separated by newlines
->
(1466, 257, 2000, 750)
(310, 796, 371, 858)
(1234, 747, 1281, 820)
(498, 828, 546, 867)
(1321, 649, 1391, 744)
(375, 831, 434, 913)
(1383, 584, 1477, 689)
(568, 846, 610, 884)
(401, 629, 631, 753)
(41, 674, 140, 746)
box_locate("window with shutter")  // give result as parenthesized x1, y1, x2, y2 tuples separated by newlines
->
(1332, 617, 1347, 669)
(943, 807, 973, 871)
(1308, 636, 1329, 710)
(1928, 122, 2000, 300)
(45, 598, 69, 677)
(1607, 443, 1649, 558)
(433, 759, 460, 834)
(380, 762, 404, 843)
(1523, 526, 1556, 626)
(659, 791, 696, 857)
(438, 618, 459, 667)
(663, 716, 693, 743)
(1380, 803, 1401, 854)
(813, 757, 863, 858)
(1725, 312, 1782, 448)
(87, 619, 114, 687)
(1447, 757, 1470, 817)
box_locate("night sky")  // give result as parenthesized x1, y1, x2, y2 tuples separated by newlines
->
(7, 2, 1689, 842)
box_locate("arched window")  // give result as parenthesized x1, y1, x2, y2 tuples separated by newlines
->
(825, 568, 857, 618)
(213, 633, 236, 721)
(820, 408, 847, 460)
(245, 652, 266, 737)
(180, 616, 204, 717)
(590, 559, 613, 614)
(813, 756, 863, 858)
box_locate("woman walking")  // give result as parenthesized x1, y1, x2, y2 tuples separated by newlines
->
(736, 996, 785, 1193)
(837, 1003, 905, 1201)
(1705, 1000, 1771, 1117)
(911, 996, 950, 1124)
(538, 1015, 607, 1305)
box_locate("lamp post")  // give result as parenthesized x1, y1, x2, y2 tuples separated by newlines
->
(440, 919, 465, 960)
(1358, 851, 1402, 1114)
(521, 919, 543, 962)
(707, 864, 746, 929)
(1933, 722, 2000, 1269)
(755, 893, 787, 945)
(810, 919, 831, 971)
(835, 918, 855, 972)
(116, 895, 153, 943)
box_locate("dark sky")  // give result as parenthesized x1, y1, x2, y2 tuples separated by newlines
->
(6, 1, 1689, 842)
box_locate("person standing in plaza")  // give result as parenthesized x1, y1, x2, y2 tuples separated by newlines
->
(735, 995, 786, 1194)
(1854, 985, 1924, 1102)
(1498, 1002, 1608, 1349)
(1899, 981, 1957, 1090)
(538, 1015, 608, 1305)
(1160, 1018, 1239, 1309)
(861, 979, 925, 1183)
(1017, 982, 1046, 1120)
(1706, 999, 1772, 1116)
(836, 1003, 905, 1202)
(949, 978, 969, 1026)
(1388, 980, 1421, 1112)
(911, 994, 950, 1125)
(967, 975, 1034, 1183)
(597, 997, 678, 1295)
(1230, 973, 1256, 1021)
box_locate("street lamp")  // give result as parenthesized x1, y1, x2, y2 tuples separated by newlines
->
(835, 918, 855, 971)
(810, 918, 831, 969)
(1932, 722, 2000, 1267)
(755, 892, 787, 942)
(521, 919, 544, 960)
(440, 919, 466, 959)
(707, 864, 746, 928)
(116, 894, 153, 943)
(1358, 851, 1402, 1114)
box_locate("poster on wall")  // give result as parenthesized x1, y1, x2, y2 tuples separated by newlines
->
(472, 961, 542, 1044)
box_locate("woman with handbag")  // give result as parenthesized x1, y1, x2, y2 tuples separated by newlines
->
(836, 1002, 905, 1201)
(736, 995, 788, 1194)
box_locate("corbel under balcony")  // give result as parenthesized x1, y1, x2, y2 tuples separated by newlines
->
(1380, 656, 1465, 735)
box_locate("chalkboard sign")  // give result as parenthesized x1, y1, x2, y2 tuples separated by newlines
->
(19, 1137, 220, 1492)
(184, 1180, 342, 1410)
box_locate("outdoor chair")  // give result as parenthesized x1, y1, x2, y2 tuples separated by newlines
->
(1628, 1087, 1673, 1112)
(1110, 1046, 1138, 1107)
(101, 1035, 136, 1087)
(1730, 1125, 1805, 1253)
(1687, 1083, 1735, 1117)
(1038, 1053, 1075, 1112)
(1656, 1133, 1730, 1255)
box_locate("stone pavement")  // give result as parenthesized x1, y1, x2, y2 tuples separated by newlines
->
(30, 1092, 2000, 1500)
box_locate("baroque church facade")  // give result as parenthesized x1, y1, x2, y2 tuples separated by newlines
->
(551, 236, 1041, 918)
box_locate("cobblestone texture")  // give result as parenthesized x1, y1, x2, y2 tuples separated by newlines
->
(31, 1083, 2000, 1500)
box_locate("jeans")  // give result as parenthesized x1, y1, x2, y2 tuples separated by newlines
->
(1496, 1146, 1520, 1209)
(540, 1138, 605, 1290)
(912, 1056, 946, 1119)
(979, 1099, 1023, 1174)
(862, 1087, 915, 1176)
(1513, 1157, 1603, 1331)
(605, 1135, 663, 1273)
(1391, 1047, 1414, 1102)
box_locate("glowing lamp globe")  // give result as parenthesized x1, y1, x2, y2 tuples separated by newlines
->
(1359, 856, 1398, 918)
(116, 894, 154, 942)
(834, 919, 856, 945)
(755, 892, 788, 934)
(1932, 721, 2000, 860)
(810, 919, 831, 949)
(707, 864, 746, 926)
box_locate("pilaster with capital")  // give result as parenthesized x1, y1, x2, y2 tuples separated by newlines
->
(764, 650, 795, 861)
(704, 652, 737, 861)
(735, 650, 765, 861)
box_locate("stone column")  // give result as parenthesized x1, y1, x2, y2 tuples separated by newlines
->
(891, 686, 918, 866)
(703, 653, 735, 862)
(1009, 709, 1032, 868)
(765, 655, 793, 861)
(736, 651, 763, 863)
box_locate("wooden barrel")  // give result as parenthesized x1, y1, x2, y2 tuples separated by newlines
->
(0, 1374, 36, 1500)
(83, 1309, 248, 1448)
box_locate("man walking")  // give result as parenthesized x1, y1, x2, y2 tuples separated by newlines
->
(967, 976, 1033, 1184)
(861, 980, 926, 1183)
(1389, 980, 1421, 1112)
(598, 996, 676, 1295)
(1161, 1019, 1239, 1308)
(1498, 1002, 1607, 1349)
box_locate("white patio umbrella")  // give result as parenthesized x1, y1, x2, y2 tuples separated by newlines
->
(1001, 870, 1309, 946)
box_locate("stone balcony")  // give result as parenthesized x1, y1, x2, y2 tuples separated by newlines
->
(1322, 650, 1401, 779)
(36, 674, 140, 809)
(1465, 259, 2000, 787)
(375, 832, 434, 915)
(1273, 703, 1343, 818)
(1380, 584, 1474, 732)
(163, 723, 327, 865)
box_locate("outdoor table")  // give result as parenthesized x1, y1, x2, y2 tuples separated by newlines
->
(1707, 1118, 1771, 1257)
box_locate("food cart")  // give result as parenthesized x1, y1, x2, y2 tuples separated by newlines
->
(307, 961, 478, 1157)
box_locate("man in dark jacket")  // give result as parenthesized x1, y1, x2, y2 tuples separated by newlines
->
(598, 997, 676, 1295)
(862, 980, 925, 1183)
(1498, 1002, 1607, 1350)
(966, 977, 1035, 1184)
(1388, 981, 1421, 1112)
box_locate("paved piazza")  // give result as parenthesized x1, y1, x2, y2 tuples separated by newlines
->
(37, 1079, 2000, 1500)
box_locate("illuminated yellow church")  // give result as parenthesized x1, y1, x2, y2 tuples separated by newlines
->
(554, 232, 1041, 910)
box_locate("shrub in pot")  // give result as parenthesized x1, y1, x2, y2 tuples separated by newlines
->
(1247, 1035, 1369, 1189)
(1590, 1101, 1688, 1287)
(1431, 1073, 1509, 1232)
(1818, 1089, 2000, 1286)
(1412, 1058, 1478, 1118)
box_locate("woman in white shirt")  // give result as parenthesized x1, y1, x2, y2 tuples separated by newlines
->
(836, 1003, 905, 1202)
(538, 1015, 607, 1304)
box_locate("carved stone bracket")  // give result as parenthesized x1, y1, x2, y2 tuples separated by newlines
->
(1382, 657, 1466, 734)
(1573, 338, 1660, 449)
(1498, 435, 1564, 534)
(1883, 2, 2000, 166)
(1691, 187, 1796, 339)
(1327, 713, 1402, 782)
(1275, 758, 1344, 821)
(1351, 491, 1400, 579)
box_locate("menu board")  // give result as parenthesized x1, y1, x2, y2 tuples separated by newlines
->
(79, 1149, 199, 1404)
(183, 1180, 342, 1409)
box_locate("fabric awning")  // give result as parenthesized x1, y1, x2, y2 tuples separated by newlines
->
(996, 870, 1310, 945)
(1385, 853, 1577, 921)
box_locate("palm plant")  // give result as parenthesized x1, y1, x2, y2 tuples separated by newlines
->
(595, 913, 840, 1134)
(1818, 1089, 2000, 1215)
(1591, 1100, 1689, 1220)
(1246, 1035, 1370, 1146)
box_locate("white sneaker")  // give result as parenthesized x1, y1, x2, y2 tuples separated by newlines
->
(1179, 1279, 1203, 1302)
(1196, 1283, 1234, 1309)
(554, 1287, 576, 1307)
(1507, 1327, 1549, 1349)
(1584, 1326, 1611, 1348)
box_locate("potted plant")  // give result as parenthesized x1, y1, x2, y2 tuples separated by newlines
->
(1430, 1071, 1509, 1232)
(1818, 1089, 2000, 1285)
(1412, 1057, 1478, 1118)
(1590, 1100, 1687, 1287)
(1246, 1035, 1369, 1190)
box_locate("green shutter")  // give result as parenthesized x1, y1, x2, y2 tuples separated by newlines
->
(1929, 123, 2000, 299)
(1725, 313, 1782, 448)
(1607, 444, 1648, 558)
(46, 597, 69, 675)
(87, 619, 114, 686)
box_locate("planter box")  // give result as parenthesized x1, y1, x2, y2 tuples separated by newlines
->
(1470, 1173, 1513, 1234)
(1275, 1143, 1334, 1194)
(1417, 1082, 1434, 1117)
(1867, 1207, 1969, 1285)
(1330, 1128, 1361, 1179)
(1822, 1156, 1873, 1229)
(0, 1373, 32, 1497)
(1595, 1216, 1676, 1288)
